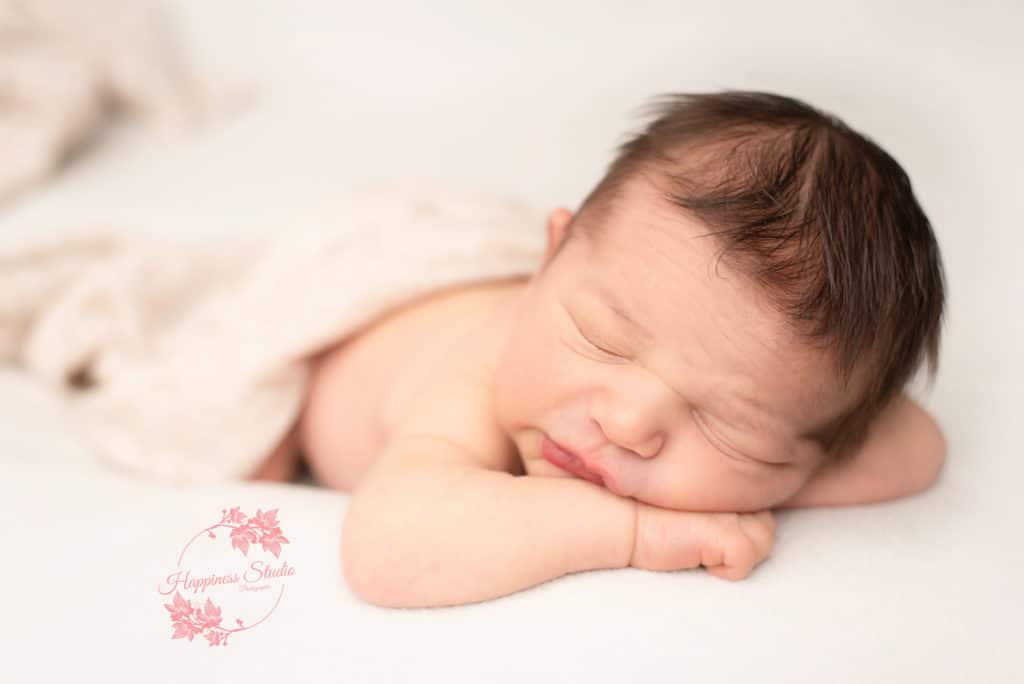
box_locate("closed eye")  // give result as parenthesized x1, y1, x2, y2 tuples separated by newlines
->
(580, 331, 621, 357)
(566, 308, 625, 358)
(692, 410, 767, 466)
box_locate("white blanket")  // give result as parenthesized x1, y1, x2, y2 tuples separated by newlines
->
(0, 182, 547, 484)
(0, 0, 248, 205)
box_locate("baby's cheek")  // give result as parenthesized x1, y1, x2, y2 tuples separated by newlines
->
(493, 340, 556, 429)
(763, 467, 815, 508)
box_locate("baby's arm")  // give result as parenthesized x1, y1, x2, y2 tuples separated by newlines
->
(341, 432, 638, 608)
(777, 392, 947, 509)
(343, 433, 776, 607)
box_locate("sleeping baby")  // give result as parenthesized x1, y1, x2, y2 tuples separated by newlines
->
(250, 90, 948, 608)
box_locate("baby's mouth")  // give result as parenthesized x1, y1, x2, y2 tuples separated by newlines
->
(540, 436, 607, 487)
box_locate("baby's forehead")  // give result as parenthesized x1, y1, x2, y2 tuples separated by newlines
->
(576, 264, 846, 406)
(584, 198, 721, 276)
(568, 179, 865, 432)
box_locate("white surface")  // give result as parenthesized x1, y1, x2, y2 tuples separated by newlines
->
(2, 1, 1022, 681)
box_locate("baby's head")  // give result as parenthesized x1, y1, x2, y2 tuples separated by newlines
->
(493, 90, 946, 512)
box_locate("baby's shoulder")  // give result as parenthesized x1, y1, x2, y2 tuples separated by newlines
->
(382, 284, 521, 473)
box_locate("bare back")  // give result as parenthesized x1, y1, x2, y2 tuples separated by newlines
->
(296, 276, 527, 490)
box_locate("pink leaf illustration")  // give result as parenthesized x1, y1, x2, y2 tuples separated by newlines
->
(235, 618, 244, 627)
(201, 598, 223, 628)
(260, 528, 290, 558)
(230, 524, 258, 556)
(204, 630, 225, 646)
(251, 508, 279, 531)
(164, 591, 193, 621)
(172, 619, 201, 641)
(225, 506, 247, 524)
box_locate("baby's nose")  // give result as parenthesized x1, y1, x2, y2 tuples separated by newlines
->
(626, 434, 664, 459)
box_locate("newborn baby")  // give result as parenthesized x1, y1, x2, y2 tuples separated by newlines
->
(251, 90, 948, 608)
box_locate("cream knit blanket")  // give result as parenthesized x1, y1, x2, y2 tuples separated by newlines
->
(0, 183, 547, 484)
(0, 0, 249, 205)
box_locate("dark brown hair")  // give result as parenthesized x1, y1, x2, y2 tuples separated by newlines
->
(569, 90, 946, 463)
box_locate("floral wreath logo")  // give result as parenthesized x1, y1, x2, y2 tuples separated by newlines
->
(157, 507, 296, 647)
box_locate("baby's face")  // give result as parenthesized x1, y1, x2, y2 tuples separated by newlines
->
(492, 179, 852, 512)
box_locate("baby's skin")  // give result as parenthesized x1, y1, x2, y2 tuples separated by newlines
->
(260, 177, 947, 608)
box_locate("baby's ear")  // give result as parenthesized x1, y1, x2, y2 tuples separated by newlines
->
(542, 207, 574, 268)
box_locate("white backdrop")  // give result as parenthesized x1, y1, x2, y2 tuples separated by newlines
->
(1, 1, 1021, 681)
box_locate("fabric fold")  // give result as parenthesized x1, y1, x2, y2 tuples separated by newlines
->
(0, 182, 547, 485)
(0, 0, 252, 206)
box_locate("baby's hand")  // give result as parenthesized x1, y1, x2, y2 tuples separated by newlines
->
(630, 504, 776, 581)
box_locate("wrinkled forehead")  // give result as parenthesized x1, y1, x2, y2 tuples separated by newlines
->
(577, 181, 783, 340)
(568, 179, 852, 424)
(577, 174, 720, 275)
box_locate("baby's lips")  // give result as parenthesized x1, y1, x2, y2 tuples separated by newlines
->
(542, 435, 627, 496)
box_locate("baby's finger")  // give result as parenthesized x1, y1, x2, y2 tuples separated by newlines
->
(737, 512, 775, 558)
(705, 563, 749, 582)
